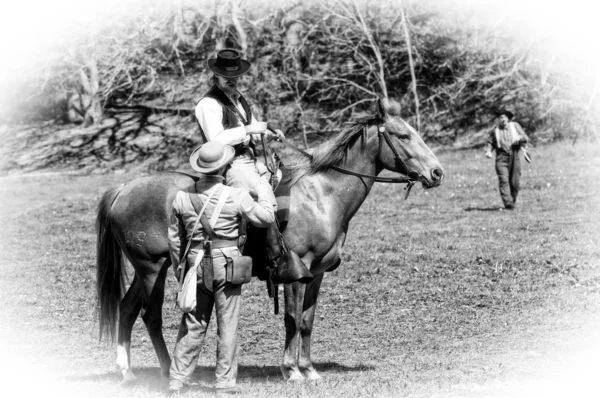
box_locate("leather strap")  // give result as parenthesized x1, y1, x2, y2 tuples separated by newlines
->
(189, 186, 231, 292)
(178, 189, 216, 286)
(210, 186, 230, 228)
(188, 186, 231, 240)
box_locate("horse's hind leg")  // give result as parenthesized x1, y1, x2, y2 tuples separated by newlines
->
(282, 281, 307, 382)
(117, 274, 143, 385)
(298, 273, 324, 381)
(140, 258, 172, 378)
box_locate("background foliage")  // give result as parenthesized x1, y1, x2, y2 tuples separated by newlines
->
(1, 0, 598, 171)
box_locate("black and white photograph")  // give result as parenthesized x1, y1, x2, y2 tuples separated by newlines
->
(0, 0, 598, 397)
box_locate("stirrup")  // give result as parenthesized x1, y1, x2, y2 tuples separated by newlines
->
(270, 251, 313, 284)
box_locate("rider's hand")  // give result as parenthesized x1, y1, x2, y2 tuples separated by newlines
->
(247, 187, 258, 199)
(245, 122, 267, 135)
(265, 128, 285, 140)
(485, 150, 493, 159)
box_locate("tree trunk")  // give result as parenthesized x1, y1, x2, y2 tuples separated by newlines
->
(400, 2, 420, 130)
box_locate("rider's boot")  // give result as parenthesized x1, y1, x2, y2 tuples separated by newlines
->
(265, 223, 313, 284)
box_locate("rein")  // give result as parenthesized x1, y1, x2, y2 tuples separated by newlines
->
(270, 123, 421, 199)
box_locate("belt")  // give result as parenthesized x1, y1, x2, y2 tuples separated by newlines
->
(211, 239, 239, 249)
(201, 239, 238, 293)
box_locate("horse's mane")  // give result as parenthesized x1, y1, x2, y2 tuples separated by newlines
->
(285, 99, 402, 185)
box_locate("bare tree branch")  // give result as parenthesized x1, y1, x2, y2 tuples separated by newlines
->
(399, 1, 420, 129)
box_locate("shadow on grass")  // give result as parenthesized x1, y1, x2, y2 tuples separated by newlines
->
(65, 368, 169, 392)
(239, 362, 374, 381)
(464, 206, 501, 212)
(65, 362, 371, 388)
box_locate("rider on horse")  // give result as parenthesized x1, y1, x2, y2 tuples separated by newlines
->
(194, 48, 312, 286)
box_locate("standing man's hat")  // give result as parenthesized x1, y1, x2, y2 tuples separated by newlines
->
(496, 109, 514, 120)
(189, 141, 235, 174)
(207, 48, 251, 78)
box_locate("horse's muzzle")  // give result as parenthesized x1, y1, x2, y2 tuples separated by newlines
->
(421, 167, 444, 188)
(431, 167, 444, 183)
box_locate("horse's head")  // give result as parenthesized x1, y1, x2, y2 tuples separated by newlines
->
(374, 99, 444, 188)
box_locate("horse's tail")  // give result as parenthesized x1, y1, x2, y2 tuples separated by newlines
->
(96, 184, 125, 342)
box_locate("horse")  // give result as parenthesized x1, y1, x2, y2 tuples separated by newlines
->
(96, 99, 445, 384)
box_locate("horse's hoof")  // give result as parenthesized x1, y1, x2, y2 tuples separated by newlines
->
(120, 370, 137, 387)
(308, 377, 323, 385)
(287, 374, 305, 383)
(304, 372, 322, 382)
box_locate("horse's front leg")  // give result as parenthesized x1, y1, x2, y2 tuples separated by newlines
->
(298, 273, 324, 381)
(282, 280, 306, 382)
(116, 274, 143, 385)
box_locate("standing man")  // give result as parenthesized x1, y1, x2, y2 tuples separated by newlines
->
(168, 141, 275, 395)
(195, 48, 312, 284)
(485, 109, 530, 210)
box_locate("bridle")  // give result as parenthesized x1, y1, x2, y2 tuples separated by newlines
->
(265, 121, 422, 199)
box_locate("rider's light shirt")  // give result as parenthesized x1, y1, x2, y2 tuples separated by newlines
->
(195, 97, 260, 146)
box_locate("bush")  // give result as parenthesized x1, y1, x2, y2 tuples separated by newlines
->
(1, 0, 597, 170)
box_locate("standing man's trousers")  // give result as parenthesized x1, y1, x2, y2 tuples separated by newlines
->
(495, 150, 521, 208)
(170, 250, 242, 389)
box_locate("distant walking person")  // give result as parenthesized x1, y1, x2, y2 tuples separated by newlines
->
(485, 109, 530, 210)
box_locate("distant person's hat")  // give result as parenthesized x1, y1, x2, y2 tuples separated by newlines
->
(189, 141, 235, 174)
(496, 109, 514, 120)
(207, 49, 251, 78)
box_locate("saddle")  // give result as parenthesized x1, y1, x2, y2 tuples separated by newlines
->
(243, 166, 292, 281)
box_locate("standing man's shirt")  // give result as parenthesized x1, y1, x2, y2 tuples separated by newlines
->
(167, 174, 275, 271)
(486, 121, 529, 154)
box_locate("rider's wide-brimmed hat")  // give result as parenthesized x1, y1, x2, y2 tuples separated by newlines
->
(207, 48, 251, 78)
(189, 141, 235, 174)
(496, 109, 514, 120)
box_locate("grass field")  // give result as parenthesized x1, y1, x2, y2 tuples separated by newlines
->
(1, 143, 599, 398)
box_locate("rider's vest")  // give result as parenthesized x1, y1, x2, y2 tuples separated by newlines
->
(196, 85, 254, 156)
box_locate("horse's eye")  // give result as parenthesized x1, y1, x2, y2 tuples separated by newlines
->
(397, 133, 410, 141)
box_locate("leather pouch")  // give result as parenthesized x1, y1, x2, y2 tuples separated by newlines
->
(225, 255, 253, 285)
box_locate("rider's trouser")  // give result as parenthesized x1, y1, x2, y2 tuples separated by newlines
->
(225, 156, 282, 263)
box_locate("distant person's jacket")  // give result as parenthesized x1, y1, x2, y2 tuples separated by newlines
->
(486, 121, 529, 154)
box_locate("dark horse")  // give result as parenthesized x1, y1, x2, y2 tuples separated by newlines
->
(96, 100, 444, 383)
